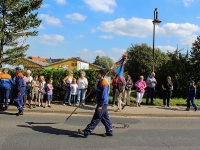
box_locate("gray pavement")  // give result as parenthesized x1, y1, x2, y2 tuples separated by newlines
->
(1, 102, 200, 117)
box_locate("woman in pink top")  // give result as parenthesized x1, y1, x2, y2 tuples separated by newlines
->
(135, 76, 146, 107)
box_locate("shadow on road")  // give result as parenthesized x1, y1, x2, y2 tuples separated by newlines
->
(17, 122, 103, 138)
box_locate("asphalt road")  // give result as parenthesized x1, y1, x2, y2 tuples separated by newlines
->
(0, 113, 200, 150)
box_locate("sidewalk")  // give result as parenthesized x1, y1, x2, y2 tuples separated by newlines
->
(1, 102, 200, 117)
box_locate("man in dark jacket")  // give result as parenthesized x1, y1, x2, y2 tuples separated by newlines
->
(13, 67, 25, 116)
(78, 69, 113, 138)
(186, 80, 198, 111)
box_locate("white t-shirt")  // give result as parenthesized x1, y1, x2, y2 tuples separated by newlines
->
(70, 84, 78, 95)
(24, 76, 33, 89)
(77, 77, 88, 89)
(39, 81, 46, 94)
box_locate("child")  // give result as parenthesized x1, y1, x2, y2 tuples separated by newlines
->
(45, 79, 53, 108)
(70, 78, 78, 106)
(38, 76, 46, 108)
(30, 75, 39, 108)
(186, 80, 198, 111)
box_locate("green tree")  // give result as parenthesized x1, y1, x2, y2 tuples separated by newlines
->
(125, 43, 168, 81)
(93, 55, 114, 71)
(190, 36, 200, 81)
(0, 0, 43, 66)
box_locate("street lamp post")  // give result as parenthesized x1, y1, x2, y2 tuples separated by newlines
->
(152, 8, 161, 73)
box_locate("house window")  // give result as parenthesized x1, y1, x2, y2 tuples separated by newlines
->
(71, 63, 77, 66)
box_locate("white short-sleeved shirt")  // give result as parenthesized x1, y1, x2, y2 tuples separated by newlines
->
(70, 84, 78, 95)
(77, 77, 88, 89)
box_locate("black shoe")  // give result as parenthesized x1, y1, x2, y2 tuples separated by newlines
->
(102, 133, 113, 137)
(33, 105, 36, 108)
(4, 106, 8, 110)
(16, 110, 23, 116)
(195, 107, 197, 111)
(122, 104, 126, 110)
(78, 129, 87, 138)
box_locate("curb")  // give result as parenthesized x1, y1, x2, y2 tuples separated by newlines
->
(1, 108, 200, 118)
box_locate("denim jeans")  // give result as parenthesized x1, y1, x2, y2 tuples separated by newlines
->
(76, 89, 86, 104)
(187, 97, 197, 109)
(71, 95, 77, 105)
(63, 86, 71, 104)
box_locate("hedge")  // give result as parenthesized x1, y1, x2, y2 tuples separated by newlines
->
(8, 69, 108, 102)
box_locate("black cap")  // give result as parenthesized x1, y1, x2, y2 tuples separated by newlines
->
(97, 69, 106, 75)
(15, 66, 21, 70)
(190, 80, 195, 83)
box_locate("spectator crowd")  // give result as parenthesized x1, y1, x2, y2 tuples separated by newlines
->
(0, 67, 198, 115)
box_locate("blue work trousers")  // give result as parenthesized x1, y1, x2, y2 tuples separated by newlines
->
(84, 104, 113, 136)
(14, 88, 25, 111)
(0, 87, 10, 107)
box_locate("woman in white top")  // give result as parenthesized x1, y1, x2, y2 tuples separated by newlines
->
(76, 71, 88, 106)
(62, 70, 73, 106)
(23, 70, 33, 105)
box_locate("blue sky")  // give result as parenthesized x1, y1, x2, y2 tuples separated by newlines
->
(26, 0, 200, 63)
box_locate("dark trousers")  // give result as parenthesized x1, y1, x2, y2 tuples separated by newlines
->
(63, 86, 71, 104)
(10, 85, 17, 104)
(0, 87, 10, 107)
(112, 88, 117, 105)
(163, 90, 172, 106)
(84, 104, 113, 136)
(146, 87, 155, 104)
(187, 97, 197, 109)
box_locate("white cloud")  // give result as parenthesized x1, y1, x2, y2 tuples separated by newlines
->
(83, 0, 117, 13)
(75, 34, 85, 39)
(39, 34, 65, 45)
(94, 50, 105, 55)
(160, 23, 200, 37)
(197, 16, 200, 18)
(38, 24, 45, 29)
(181, 34, 198, 46)
(112, 48, 126, 53)
(76, 48, 126, 63)
(65, 13, 87, 21)
(55, 0, 67, 5)
(98, 17, 153, 37)
(76, 49, 105, 63)
(99, 35, 113, 39)
(41, 4, 51, 8)
(156, 45, 177, 53)
(90, 28, 96, 33)
(182, 0, 195, 6)
(39, 14, 62, 27)
(98, 17, 200, 38)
